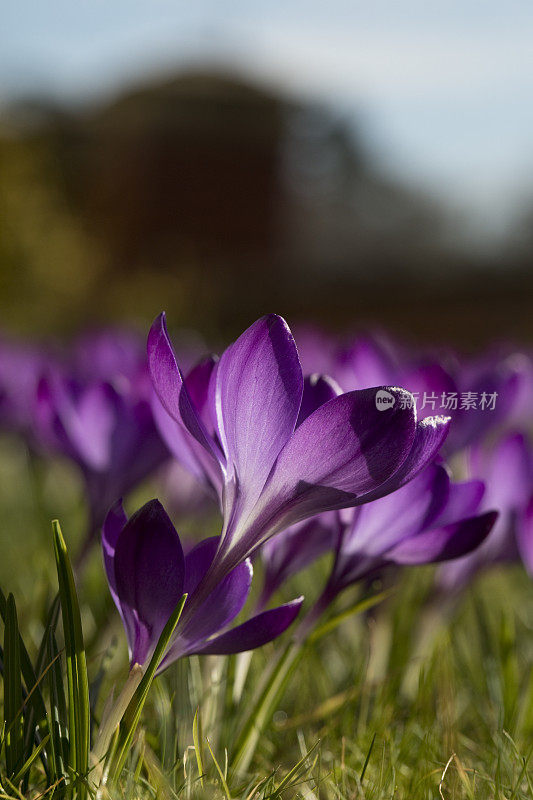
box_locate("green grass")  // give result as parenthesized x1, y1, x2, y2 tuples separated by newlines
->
(1, 442, 533, 798)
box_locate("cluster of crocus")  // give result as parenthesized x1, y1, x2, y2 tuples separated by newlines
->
(294, 327, 533, 590)
(34, 330, 169, 549)
(0, 315, 531, 673)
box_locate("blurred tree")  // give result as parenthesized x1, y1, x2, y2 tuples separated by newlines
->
(0, 69, 531, 346)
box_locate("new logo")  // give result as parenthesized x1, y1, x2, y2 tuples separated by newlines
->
(375, 389, 395, 410)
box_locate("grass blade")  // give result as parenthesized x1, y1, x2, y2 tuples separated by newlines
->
(21, 596, 60, 786)
(308, 590, 392, 645)
(52, 519, 90, 797)
(11, 734, 50, 787)
(111, 593, 188, 782)
(267, 740, 320, 799)
(206, 738, 232, 800)
(47, 630, 69, 784)
(192, 707, 204, 788)
(360, 732, 376, 784)
(0, 587, 48, 734)
(231, 641, 303, 776)
(3, 593, 25, 780)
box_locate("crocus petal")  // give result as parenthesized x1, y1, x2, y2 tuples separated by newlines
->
(102, 499, 128, 606)
(475, 432, 533, 511)
(386, 511, 498, 565)
(260, 516, 335, 604)
(215, 314, 303, 512)
(159, 538, 254, 666)
(148, 313, 224, 487)
(238, 387, 418, 552)
(400, 363, 456, 421)
(337, 336, 395, 391)
(114, 499, 185, 664)
(181, 538, 253, 639)
(38, 376, 116, 470)
(151, 390, 210, 485)
(296, 374, 342, 426)
(340, 464, 450, 559)
(431, 479, 485, 527)
(65, 384, 116, 469)
(185, 356, 219, 437)
(363, 415, 451, 503)
(190, 598, 303, 655)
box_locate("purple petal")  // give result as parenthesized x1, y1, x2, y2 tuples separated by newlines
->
(260, 516, 335, 604)
(244, 387, 418, 545)
(159, 539, 253, 664)
(38, 376, 116, 470)
(151, 390, 210, 484)
(400, 363, 456, 421)
(475, 432, 533, 512)
(337, 336, 396, 391)
(296, 374, 342, 426)
(340, 464, 450, 559)
(190, 598, 303, 655)
(215, 314, 303, 511)
(431, 479, 485, 527)
(386, 511, 498, 565)
(114, 499, 185, 664)
(147, 313, 224, 486)
(363, 415, 451, 502)
(182, 538, 253, 636)
(185, 356, 219, 437)
(102, 499, 128, 607)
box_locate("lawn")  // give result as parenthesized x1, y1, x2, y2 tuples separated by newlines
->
(1, 434, 532, 799)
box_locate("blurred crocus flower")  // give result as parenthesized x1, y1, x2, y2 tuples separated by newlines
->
(102, 499, 303, 670)
(295, 326, 531, 453)
(148, 312, 451, 591)
(295, 462, 497, 636)
(0, 337, 52, 437)
(35, 333, 169, 543)
(437, 432, 533, 592)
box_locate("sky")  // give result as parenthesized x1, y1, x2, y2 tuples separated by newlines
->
(2, 1, 533, 238)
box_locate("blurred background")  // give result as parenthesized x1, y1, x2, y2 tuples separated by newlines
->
(1, 0, 532, 349)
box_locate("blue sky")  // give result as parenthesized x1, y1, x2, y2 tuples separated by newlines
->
(2, 1, 533, 235)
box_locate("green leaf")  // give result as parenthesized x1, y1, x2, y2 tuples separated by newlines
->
(111, 593, 188, 782)
(360, 732, 376, 783)
(206, 738, 232, 800)
(21, 596, 60, 786)
(52, 519, 90, 798)
(192, 707, 204, 788)
(11, 734, 50, 787)
(308, 589, 392, 644)
(231, 641, 303, 776)
(0, 587, 48, 735)
(47, 630, 69, 784)
(3, 593, 25, 780)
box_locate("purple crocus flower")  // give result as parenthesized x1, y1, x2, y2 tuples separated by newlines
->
(102, 499, 303, 670)
(436, 431, 533, 592)
(293, 327, 530, 454)
(294, 462, 497, 637)
(35, 351, 169, 546)
(0, 336, 52, 437)
(148, 313, 451, 595)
